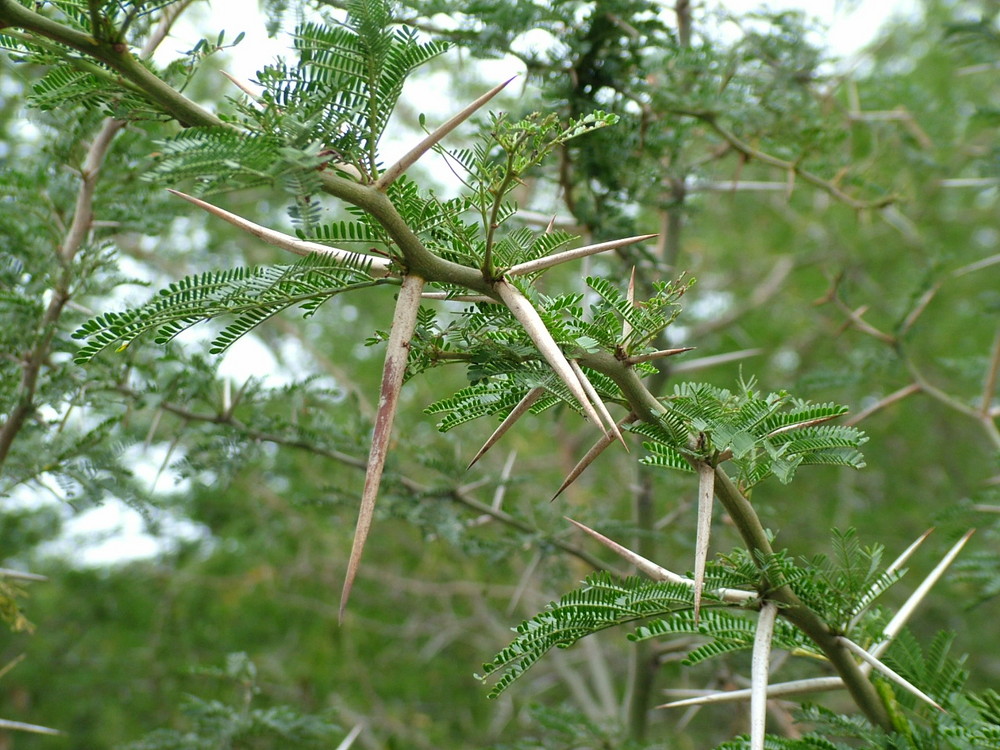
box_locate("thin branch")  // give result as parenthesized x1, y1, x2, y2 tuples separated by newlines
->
(672, 109, 896, 210)
(844, 384, 921, 426)
(115, 387, 614, 574)
(340, 274, 425, 620)
(0, 0, 223, 128)
(0, 114, 124, 470)
(375, 77, 516, 191)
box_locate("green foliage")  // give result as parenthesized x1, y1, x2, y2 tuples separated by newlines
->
(632, 380, 867, 490)
(72, 253, 387, 362)
(479, 572, 695, 698)
(120, 653, 343, 749)
(2, 0, 999, 748)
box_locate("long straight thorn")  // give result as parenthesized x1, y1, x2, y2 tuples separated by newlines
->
(340, 275, 425, 620)
(869, 529, 975, 661)
(848, 528, 934, 631)
(565, 517, 754, 604)
(693, 461, 716, 624)
(552, 415, 638, 500)
(375, 77, 517, 192)
(568, 359, 625, 447)
(625, 347, 696, 366)
(494, 280, 606, 431)
(506, 234, 658, 277)
(166, 190, 392, 277)
(839, 636, 946, 712)
(467, 388, 544, 470)
(622, 267, 636, 342)
(750, 601, 778, 750)
(658, 676, 845, 709)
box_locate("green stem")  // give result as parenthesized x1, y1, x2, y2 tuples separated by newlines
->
(0, 0, 223, 128)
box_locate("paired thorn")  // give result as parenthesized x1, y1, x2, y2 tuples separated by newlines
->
(868, 529, 974, 661)
(339, 275, 425, 620)
(551, 414, 638, 501)
(847, 527, 933, 632)
(375, 77, 517, 192)
(564, 517, 754, 604)
(467, 388, 544, 470)
(165, 190, 393, 277)
(494, 280, 611, 438)
(568, 360, 626, 447)
(505, 234, 658, 277)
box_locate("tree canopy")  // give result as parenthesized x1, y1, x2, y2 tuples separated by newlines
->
(1, 0, 998, 747)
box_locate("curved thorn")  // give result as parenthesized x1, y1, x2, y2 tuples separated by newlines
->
(693, 461, 716, 624)
(340, 275, 425, 620)
(494, 280, 605, 430)
(569, 359, 625, 447)
(506, 234, 658, 277)
(166, 190, 393, 277)
(552, 414, 637, 501)
(467, 388, 543, 470)
(625, 347, 696, 366)
(839, 636, 946, 712)
(658, 676, 845, 709)
(375, 77, 516, 191)
(564, 517, 754, 603)
(750, 601, 779, 750)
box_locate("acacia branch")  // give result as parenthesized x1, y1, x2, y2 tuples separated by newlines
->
(112, 389, 613, 573)
(0, 0, 224, 128)
(671, 108, 896, 210)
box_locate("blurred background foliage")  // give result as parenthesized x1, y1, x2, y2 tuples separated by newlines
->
(1, 0, 998, 747)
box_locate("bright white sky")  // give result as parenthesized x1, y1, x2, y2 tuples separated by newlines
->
(40, 0, 920, 567)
